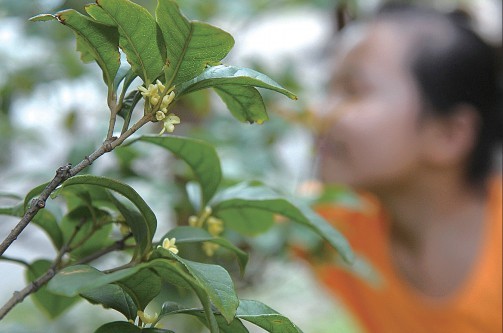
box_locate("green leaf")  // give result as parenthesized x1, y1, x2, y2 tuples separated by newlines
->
(155, 0, 234, 87)
(118, 90, 142, 130)
(158, 304, 249, 333)
(33, 210, 64, 249)
(85, 3, 115, 25)
(0, 188, 63, 249)
(48, 264, 144, 297)
(94, 321, 173, 333)
(26, 260, 79, 318)
(212, 184, 354, 263)
(54, 10, 120, 91)
(96, 0, 165, 84)
(117, 268, 162, 310)
(48, 260, 186, 299)
(196, 314, 250, 333)
(215, 207, 274, 236)
(165, 226, 249, 273)
(94, 321, 139, 333)
(61, 215, 113, 260)
(158, 301, 182, 316)
(0, 204, 23, 217)
(170, 254, 239, 323)
(80, 284, 137, 320)
(134, 136, 222, 206)
(145, 257, 219, 331)
(148, 259, 194, 291)
(113, 65, 135, 93)
(288, 198, 355, 263)
(107, 193, 150, 259)
(157, 300, 303, 333)
(75, 35, 96, 63)
(176, 65, 297, 100)
(23, 182, 49, 211)
(29, 14, 55, 22)
(214, 85, 268, 124)
(59, 175, 157, 256)
(236, 300, 303, 333)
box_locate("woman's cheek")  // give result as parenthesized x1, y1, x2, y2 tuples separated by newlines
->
(328, 102, 401, 186)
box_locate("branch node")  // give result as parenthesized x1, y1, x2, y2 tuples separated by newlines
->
(56, 163, 72, 179)
(31, 279, 40, 288)
(104, 137, 117, 152)
(35, 199, 45, 209)
(84, 156, 93, 165)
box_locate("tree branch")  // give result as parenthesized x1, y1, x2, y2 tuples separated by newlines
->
(0, 266, 57, 320)
(0, 164, 72, 256)
(0, 114, 152, 256)
(73, 233, 133, 266)
(0, 233, 133, 320)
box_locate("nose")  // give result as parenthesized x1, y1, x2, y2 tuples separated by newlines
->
(316, 94, 350, 136)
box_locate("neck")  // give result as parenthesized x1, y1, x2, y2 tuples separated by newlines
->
(368, 172, 489, 297)
(372, 172, 487, 253)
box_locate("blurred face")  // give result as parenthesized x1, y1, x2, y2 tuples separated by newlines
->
(318, 23, 425, 192)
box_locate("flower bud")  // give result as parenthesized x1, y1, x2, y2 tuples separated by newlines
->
(155, 111, 166, 121)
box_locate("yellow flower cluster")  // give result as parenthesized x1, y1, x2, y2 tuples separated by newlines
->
(188, 206, 225, 256)
(207, 217, 224, 236)
(138, 80, 179, 134)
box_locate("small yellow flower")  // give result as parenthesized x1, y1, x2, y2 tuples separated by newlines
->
(202, 206, 212, 219)
(207, 217, 224, 236)
(155, 111, 166, 121)
(202, 242, 220, 257)
(159, 114, 181, 135)
(150, 96, 159, 105)
(161, 91, 176, 109)
(155, 79, 166, 93)
(137, 310, 158, 324)
(138, 81, 174, 109)
(158, 237, 179, 254)
(188, 215, 198, 227)
(138, 83, 158, 98)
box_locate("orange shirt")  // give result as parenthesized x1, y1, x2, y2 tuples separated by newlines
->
(306, 178, 502, 333)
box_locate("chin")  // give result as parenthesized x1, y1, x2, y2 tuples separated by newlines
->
(320, 164, 357, 187)
(321, 168, 376, 192)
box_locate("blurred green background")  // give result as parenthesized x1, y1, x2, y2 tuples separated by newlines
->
(0, 0, 500, 332)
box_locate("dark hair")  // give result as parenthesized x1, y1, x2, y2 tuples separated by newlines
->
(375, 4, 502, 185)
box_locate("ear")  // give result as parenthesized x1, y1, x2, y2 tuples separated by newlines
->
(420, 105, 479, 168)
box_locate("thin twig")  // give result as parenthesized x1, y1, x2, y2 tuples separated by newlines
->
(0, 266, 57, 320)
(0, 228, 75, 320)
(0, 164, 72, 256)
(106, 93, 118, 140)
(73, 233, 133, 266)
(0, 114, 152, 257)
(0, 256, 30, 268)
(0, 110, 152, 319)
(0, 233, 133, 320)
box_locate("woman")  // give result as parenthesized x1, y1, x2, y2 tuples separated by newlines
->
(310, 4, 502, 333)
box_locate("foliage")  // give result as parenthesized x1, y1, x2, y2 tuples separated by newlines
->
(0, 0, 352, 332)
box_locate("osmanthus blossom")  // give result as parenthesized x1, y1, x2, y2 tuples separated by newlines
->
(137, 310, 158, 324)
(158, 237, 179, 254)
(138, 80, 179, 134)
